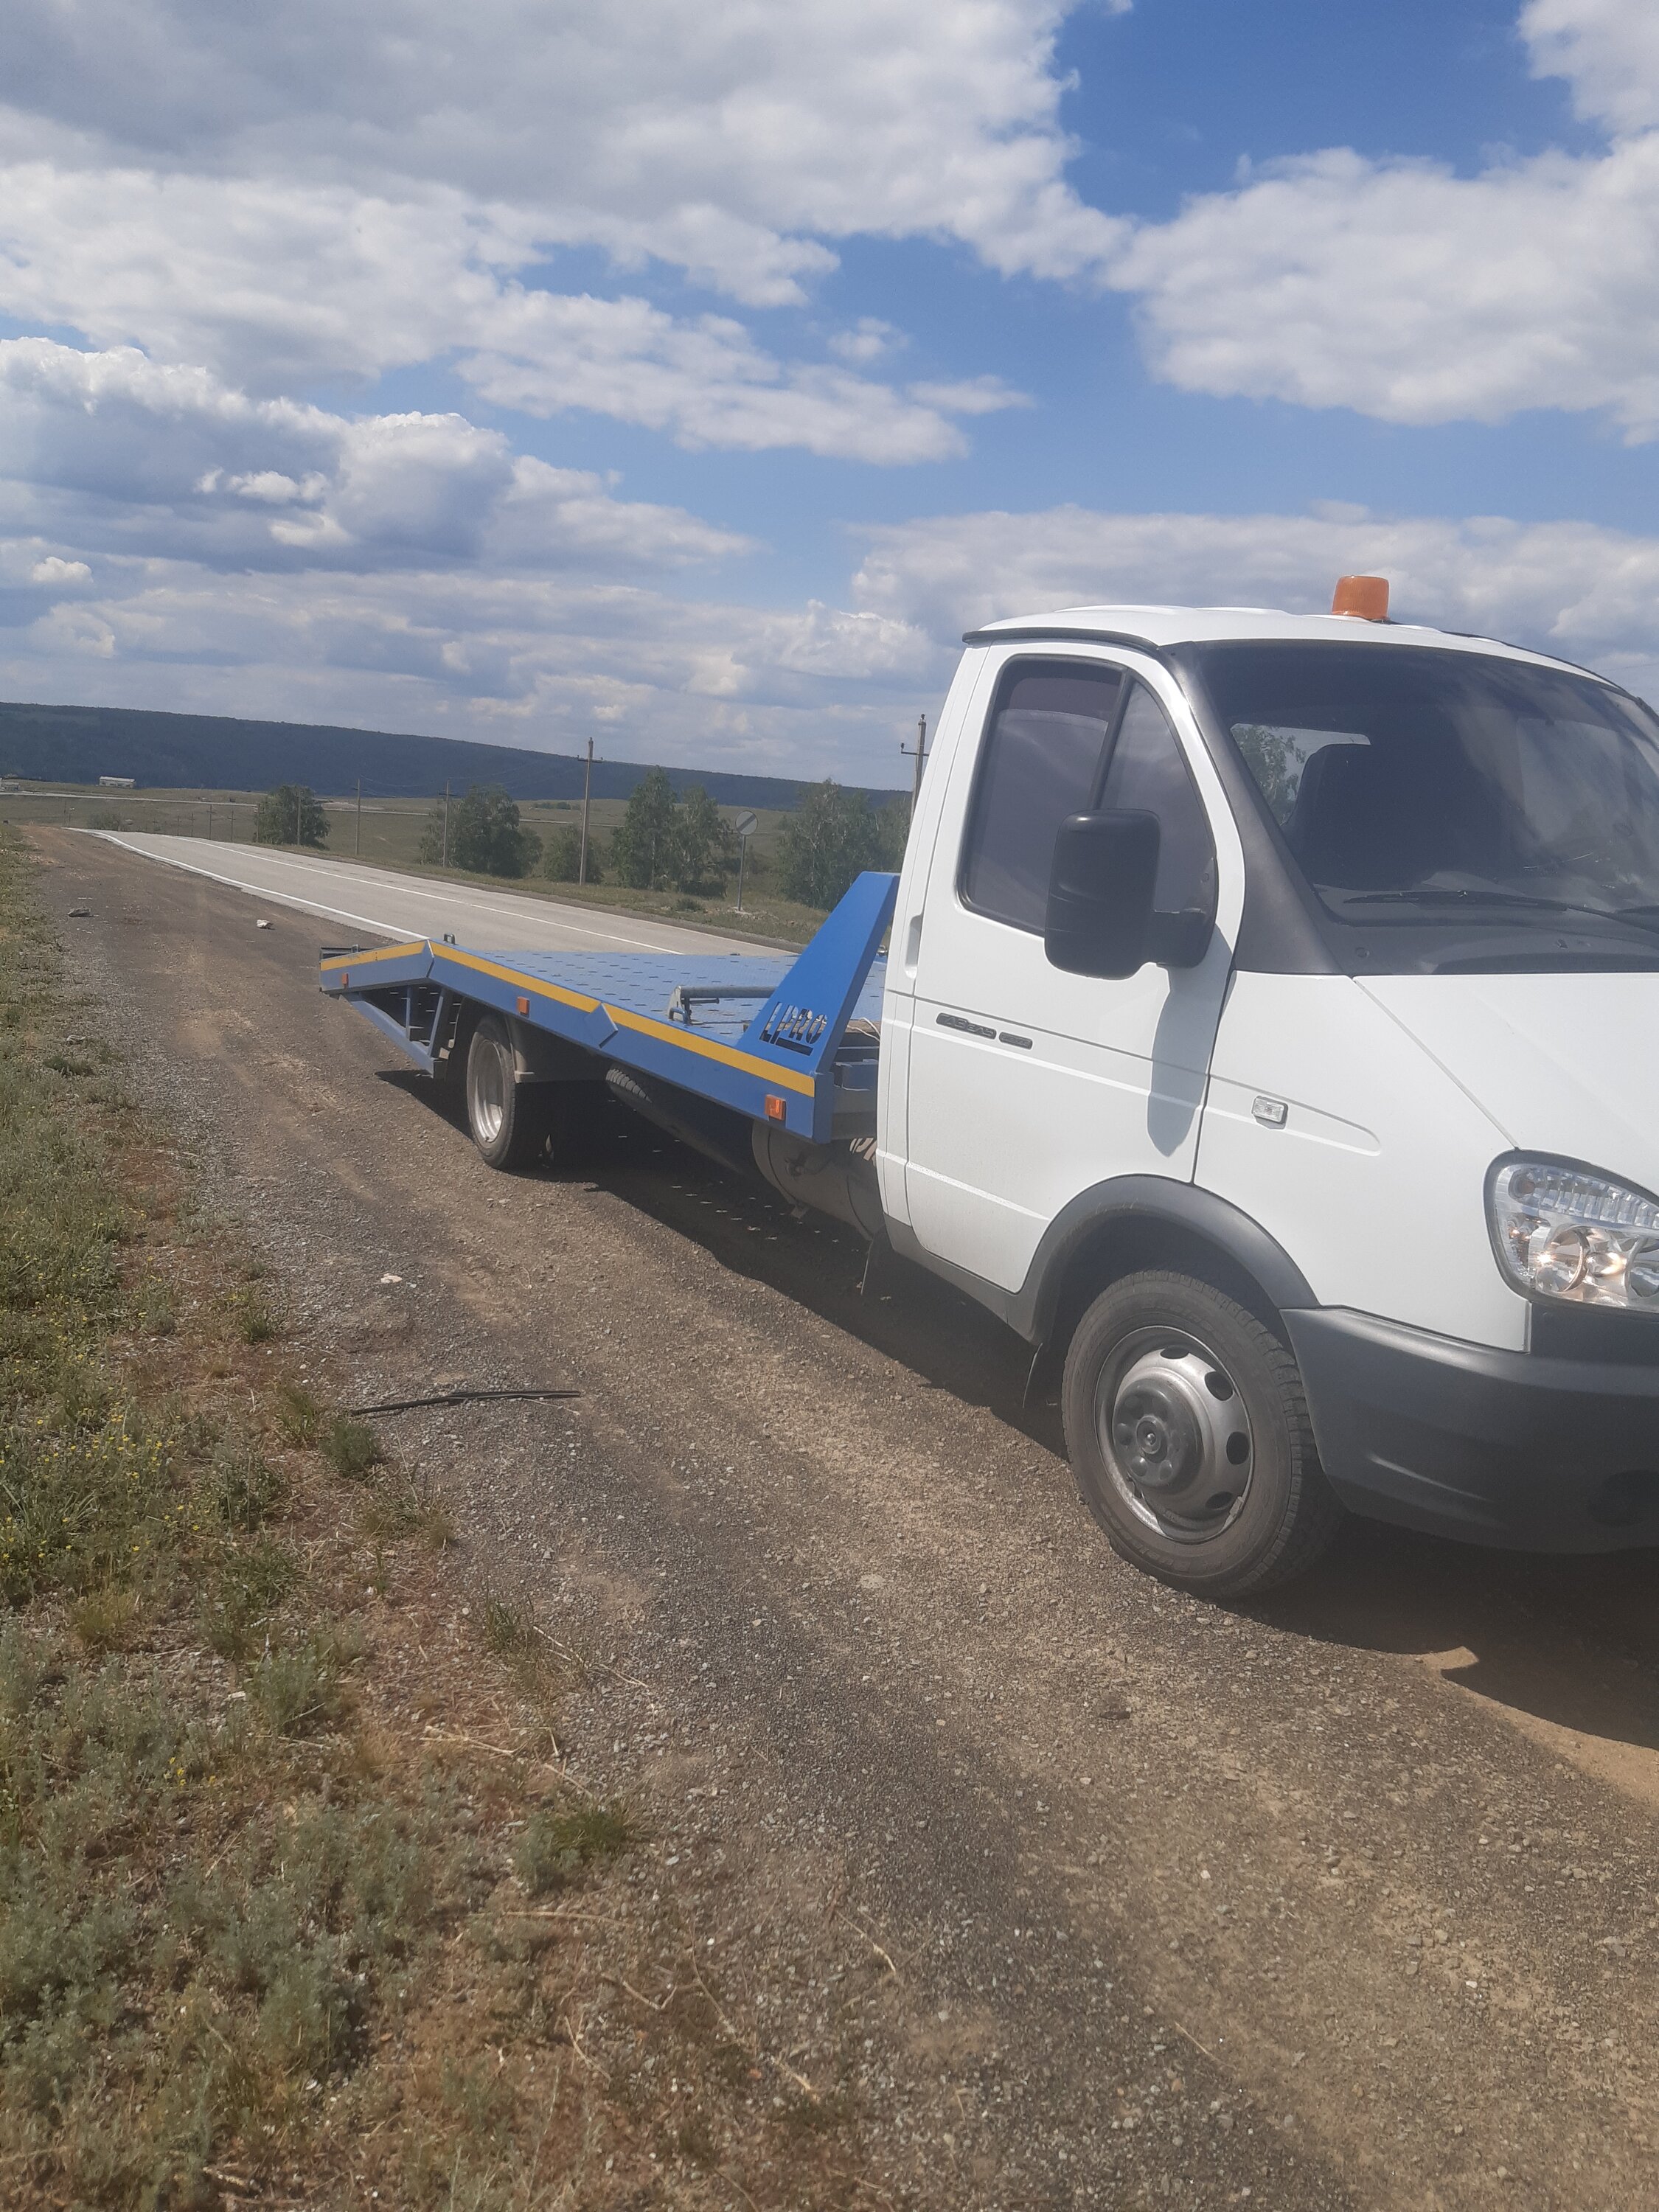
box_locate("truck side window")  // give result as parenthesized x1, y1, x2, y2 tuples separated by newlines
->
(961, 661, 1124, 931)
(1101, 681, 1218, 915)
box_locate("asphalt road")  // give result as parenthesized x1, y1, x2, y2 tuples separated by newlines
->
(86, 830, 765, 958)
(44, 830, 1659, 2211)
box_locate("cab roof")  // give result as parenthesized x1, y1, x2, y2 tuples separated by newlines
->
(962, 603, 1598, 680)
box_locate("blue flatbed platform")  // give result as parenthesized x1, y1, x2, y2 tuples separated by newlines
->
(320, 869, 897, 1144)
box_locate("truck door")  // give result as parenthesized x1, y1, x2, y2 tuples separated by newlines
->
(903, 652, 1237, 1294)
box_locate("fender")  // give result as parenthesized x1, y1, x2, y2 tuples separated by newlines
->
(888, 1176, 1318, 1346)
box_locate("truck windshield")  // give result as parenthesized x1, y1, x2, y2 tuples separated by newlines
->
(1195, 642, 1659, 938)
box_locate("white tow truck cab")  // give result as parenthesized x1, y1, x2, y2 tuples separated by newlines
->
(874, 580, 1659, 1592)
(327, 578, 1659, 1599)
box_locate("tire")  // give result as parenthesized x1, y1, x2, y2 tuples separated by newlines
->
(465, 1016, 551, 1169)
(1061, 1270, 1343, 1599)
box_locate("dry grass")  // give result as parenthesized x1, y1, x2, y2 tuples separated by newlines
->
(0, 828, 894, 2211)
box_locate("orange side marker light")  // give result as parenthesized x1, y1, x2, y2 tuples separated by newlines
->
(516, 995, 530, 1015)
(1332, 574, 1389, 622)
(764, 1094, 787, 1121)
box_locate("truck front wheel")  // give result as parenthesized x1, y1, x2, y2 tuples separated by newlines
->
(465, 1016, 550, 1169)
(1062, 1270, 1343, 1598)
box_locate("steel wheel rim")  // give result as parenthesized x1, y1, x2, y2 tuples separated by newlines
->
(1093, 1325, 1253, 1544)
(470, 1037, 508, 1146)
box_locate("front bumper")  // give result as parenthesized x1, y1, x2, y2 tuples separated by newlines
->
(1285, 1307, 1659, 1552)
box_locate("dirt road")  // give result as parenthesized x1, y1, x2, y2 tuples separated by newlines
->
(44, 830, 1659, 2210)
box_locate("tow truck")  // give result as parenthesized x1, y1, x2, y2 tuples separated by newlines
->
(324, 580, 1659, 1596)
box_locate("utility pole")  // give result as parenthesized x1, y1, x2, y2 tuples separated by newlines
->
(577, 738, 594, 886)
(734, 811, 757, 915)
(355, 779, 363, 858)
(900, 711, 928, 810)
(441, 781, 451, 869)
(206, 796, 213, 841)
(293, 785, 302, 848)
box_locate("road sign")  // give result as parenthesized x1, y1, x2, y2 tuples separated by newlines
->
(735, 810, 759, 838)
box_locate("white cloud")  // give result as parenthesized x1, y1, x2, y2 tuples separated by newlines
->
(0, 339, 750, 571)
(0, 1, 1124, 305)
(0, 555, 937, 779)
(1522, 0, 1659, 133)
(853, 503, 1659, 696)
(0, 338, 944, 779)
(0, 0, 1094, 464)
(0, 166, 1020, 459)
(1107, 2, 1659, 436)
(458, 295, 1006, 462)
(905, 377, 1032, 418)
(829, 319, 900, 366)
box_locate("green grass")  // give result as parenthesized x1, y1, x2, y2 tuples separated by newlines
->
(0, 827, 620, 2202)
(0, 826, 883, 2212)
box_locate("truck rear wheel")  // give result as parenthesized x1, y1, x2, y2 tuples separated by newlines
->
(465, 1016, 551, 1169)
(1062, 1270, 1343, 1599)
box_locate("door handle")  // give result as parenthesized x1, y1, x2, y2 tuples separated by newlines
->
(903, 914, 923, 974)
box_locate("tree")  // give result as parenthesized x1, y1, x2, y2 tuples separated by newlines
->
(543, 823, 603, 884)
(608, 768, 679, 890)
(1232, 725, 1299, 824)
(417, 784, 539, 877)
(776, 780, 888, 909)
(671, 784, 737, 895)
(254, 784, 329, 848)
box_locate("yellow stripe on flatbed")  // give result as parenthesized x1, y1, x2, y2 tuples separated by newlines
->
(327, 939, 815, 1099)
(320, 939, 428, 972)
(603, 1001, 815, 1096)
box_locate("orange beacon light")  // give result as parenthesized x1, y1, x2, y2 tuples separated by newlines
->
(1331, 574, 1390, 622)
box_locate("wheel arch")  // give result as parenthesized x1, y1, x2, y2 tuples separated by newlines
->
(1020, 1179, 1318, 1354)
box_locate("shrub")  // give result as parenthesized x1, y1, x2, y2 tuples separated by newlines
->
(514, 1801, 634, 1896)
(209, 1446, 285, 1531)
(253, 785, 329, 848)
(248, 1632, 351, 1738)
(542, 822, 603, 884)
(610, 771, 736, 894)
(776, 780, 908, 909)
(418, 785, 540, 877)
(322, 1415, 380, 1482)
(274, 1382, 321, 1445)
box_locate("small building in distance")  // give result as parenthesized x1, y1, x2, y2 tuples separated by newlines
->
(98, 775, 136, 788)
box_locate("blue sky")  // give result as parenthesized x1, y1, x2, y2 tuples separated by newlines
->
(2, 0, 1658, 781)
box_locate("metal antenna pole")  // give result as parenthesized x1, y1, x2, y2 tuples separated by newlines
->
(578, 737, 594, 886)
(899, 711, 928, 810)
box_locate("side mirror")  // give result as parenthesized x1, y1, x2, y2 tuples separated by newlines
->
(1045, 811, 1158, 978)
(1045, 812, 1214, 978)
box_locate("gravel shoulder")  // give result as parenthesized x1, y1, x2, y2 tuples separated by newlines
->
(45, 828, 1659, 2211)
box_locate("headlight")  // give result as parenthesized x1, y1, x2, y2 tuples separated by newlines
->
(1488, 1158, 1659, 1310)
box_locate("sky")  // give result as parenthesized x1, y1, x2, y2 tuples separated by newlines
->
(4, 0, 1659, 783)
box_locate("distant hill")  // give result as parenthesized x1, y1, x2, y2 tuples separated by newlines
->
(0, 700, 903, 810)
